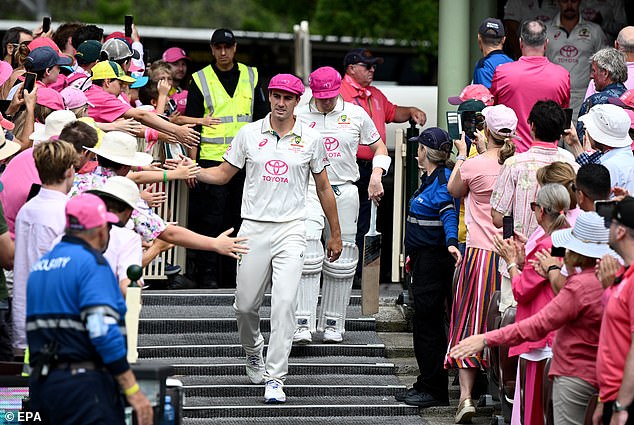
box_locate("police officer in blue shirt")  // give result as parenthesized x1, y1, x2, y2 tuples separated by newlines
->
(27, 193, 153, 425)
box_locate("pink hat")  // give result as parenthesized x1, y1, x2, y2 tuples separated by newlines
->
(0, 112, 14, 131)
(66, 193, 119, 231)
(482, 104, 518, 137)
(0, 61, 11, 87)
(268, 74, 305, 96)
(608, 89, 634, 109)
(28, 37, 65, 57)
(448, 84, 494, 106)
(105, 31, 133, 46)
(309, 66, 341, 99)
(36, 87, 65, 111)
(162, 47, 190, 63)
(60, 86, 93, 109)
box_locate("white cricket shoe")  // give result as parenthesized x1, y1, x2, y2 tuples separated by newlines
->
(245, 351, 265, 384)
(264, 380, 286, 403)
(323, 327, 343, 343)
(293, 327, 312, 344)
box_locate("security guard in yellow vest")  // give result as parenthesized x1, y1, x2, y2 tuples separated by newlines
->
(185, 28, 268, 289)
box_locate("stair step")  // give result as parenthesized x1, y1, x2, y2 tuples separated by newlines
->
(139, 316, 374, 333)
(142, 291, 362, 307)
(183, 384, 406, 398)
(180, 373, 403, 387)
(183, 397, 418, 418)
(183, 416, 427, 425)
(138, 343, 386, 359)
(138, 330, 384, 347)
(141, 356, 396, 375)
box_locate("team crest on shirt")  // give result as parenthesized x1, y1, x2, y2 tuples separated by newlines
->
(337, 115, 350, 126)
(289, 136, 305, 152)
(578, 28, 591, 39)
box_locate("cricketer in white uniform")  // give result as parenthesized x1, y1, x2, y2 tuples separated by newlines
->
(293, 66, 390, 344)
(196, 74, 342, 404)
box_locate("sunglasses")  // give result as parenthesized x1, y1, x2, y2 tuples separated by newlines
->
(355, 62, 376, 70)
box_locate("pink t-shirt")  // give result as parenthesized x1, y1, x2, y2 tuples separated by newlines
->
(459, 153, 503, 250)
(490, 56, 570, 153)
(85, 85, 131, 123)
(597, 265, 634, 401)
(0, 148, 40, 238)
(340, 74, 397, 160)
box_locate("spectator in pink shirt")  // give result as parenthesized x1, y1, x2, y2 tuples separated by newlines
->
(490, 20, 570, 152)
(491, 183, 571, 425)
(451, 211, 613, 425)
(444, 104, 517, 423)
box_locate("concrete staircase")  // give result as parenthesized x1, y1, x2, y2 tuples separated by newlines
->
(137, 289, 427, 424)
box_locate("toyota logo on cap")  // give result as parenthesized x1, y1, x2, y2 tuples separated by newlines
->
(323, 137, 339, 151)
(265, 160, 288, 175)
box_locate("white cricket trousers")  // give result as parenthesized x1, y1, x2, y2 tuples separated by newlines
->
(234, 219, 306, 383)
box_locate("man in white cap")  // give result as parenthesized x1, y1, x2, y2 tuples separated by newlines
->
(293, 66, 389, 344)
(13, 140, 79, 351)
(565, 104, 634, 193)
(197, 73, 342, 404)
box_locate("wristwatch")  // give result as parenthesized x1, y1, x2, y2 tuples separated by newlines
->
(456, 155, 467, 162)
(614, 400, 629, 412)
(547, 265, 561, 274)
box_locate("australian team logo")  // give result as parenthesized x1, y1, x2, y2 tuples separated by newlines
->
(289, 136, 305, 152)
(337, 114, 350, 125)
(324, 137, 341, 158)
(263, 159, 289, 183)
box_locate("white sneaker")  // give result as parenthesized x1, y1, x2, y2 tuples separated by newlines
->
(293, 327, 312, 344)
(264, 380, 286, 403)
(245, 352, 265, 384)
(323, 327, 343, 343)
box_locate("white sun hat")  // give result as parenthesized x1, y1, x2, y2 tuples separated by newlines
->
(29, 110, 77, 142)
(85, 131, 152, 167)
(86, 176, 140, 210)
(551, 211, 616, 259)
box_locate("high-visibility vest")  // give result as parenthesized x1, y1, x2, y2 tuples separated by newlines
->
(192, 63, 257, 161)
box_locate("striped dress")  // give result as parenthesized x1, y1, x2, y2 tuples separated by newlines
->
(444, 153, 502, 369)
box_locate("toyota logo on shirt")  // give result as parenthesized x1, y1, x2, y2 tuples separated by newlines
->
(263, 159, 289, 183)
(324, 137, 341, 158)
(560, 45, 579, 58)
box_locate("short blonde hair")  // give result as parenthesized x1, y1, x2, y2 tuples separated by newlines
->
(33, 139, 79, 185)
(149, 60, 173, 81)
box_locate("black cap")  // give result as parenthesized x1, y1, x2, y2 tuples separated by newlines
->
(458, 99, 486, 113)
(211, 28, 236, 46)
(598, 196, 634, 229)
(343, 48, 384, 67)
(479, 18, 505, 37)
(409, 127, 453, 153)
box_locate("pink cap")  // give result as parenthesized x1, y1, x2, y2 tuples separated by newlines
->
(0, 112, 14, 131)
(105, 31, 133, 45)
(482, 104, 518, 137)
(60, 86, 92, 109)
(309, 66, 341, 99)
(608, 89, 634, 109)
(0, 60, 11, 87)
(448, 84, 494, 106)
(162, 47, 190, 63)
(268, 74, 305, 96)
(28, 37, 65, 57)
(66, 193, 119, 231)
(36, 87, 65, 111)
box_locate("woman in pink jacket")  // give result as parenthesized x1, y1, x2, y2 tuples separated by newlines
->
(451, 211, 613, 425)
(488, 183, 569, 425)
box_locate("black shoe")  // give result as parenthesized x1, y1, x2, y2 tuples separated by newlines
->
(167, 275, 197, 290)
(395, 387, 419, 402)
(198, 275, 218, 289)
(404, 391, 449, 408)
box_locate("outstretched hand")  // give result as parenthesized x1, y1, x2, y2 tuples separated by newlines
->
(215, 227, 249, 259)
(449, 334, 486, 359)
